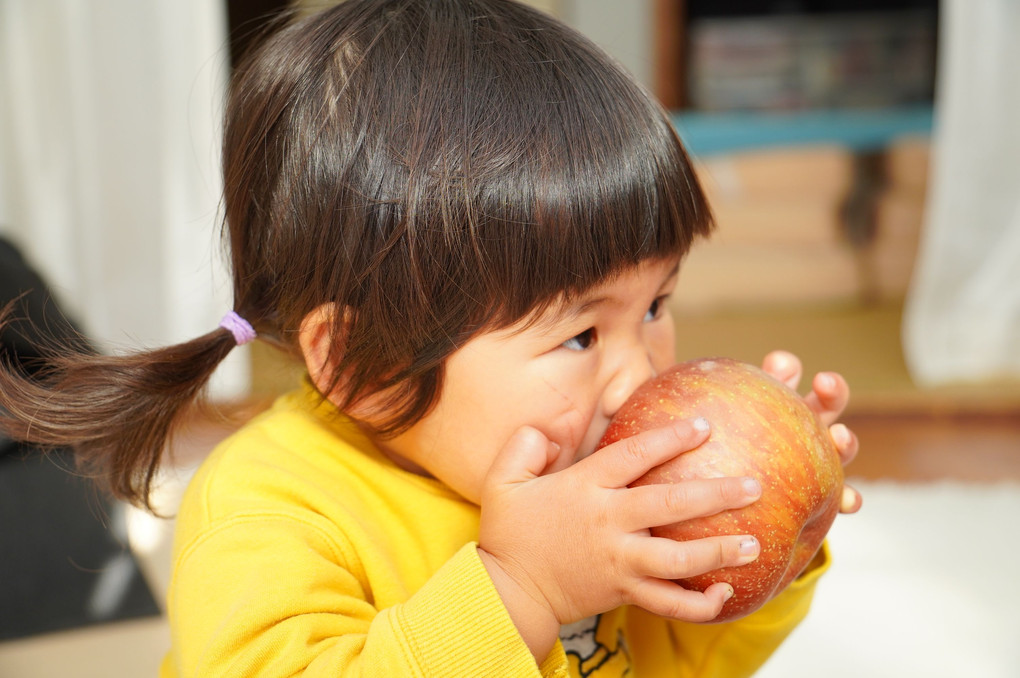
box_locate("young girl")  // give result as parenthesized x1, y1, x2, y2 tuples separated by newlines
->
(0, 1, 861, 675)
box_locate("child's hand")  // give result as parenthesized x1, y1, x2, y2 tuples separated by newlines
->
(761, 350, 862, 514)
(477, 420, 762, 660)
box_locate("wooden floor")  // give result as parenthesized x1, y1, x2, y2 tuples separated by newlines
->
(840, 412, 1020, 482)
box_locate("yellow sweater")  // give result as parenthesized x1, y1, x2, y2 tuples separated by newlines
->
(161, 383, 828, 677)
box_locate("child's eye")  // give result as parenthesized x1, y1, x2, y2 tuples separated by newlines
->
(644, 295, 667, 322)
(562, 328, 596, 351)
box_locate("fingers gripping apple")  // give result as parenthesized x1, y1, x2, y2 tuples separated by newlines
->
(597, 357, 843, 622)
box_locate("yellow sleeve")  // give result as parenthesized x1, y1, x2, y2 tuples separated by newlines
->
(163, 516, 565, 677)
(384, 543, 569, 678)
(664, 542, 831, 678)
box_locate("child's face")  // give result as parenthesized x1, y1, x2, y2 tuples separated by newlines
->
(367, 257, 680, 504)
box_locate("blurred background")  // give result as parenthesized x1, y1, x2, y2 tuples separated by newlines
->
(1, 1, 1017, 676)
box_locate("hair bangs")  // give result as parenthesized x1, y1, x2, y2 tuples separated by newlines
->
(448, 29, 713, 330)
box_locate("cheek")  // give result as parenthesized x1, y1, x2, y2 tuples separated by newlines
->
(541, 375, 617, 469)
(525, 369, 598, 469)
(543, 407, 591, 470)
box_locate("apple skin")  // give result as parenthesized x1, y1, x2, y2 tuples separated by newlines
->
(597, 357, 843, 623)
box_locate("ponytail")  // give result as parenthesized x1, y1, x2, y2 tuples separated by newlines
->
(0, 305, 252, 511)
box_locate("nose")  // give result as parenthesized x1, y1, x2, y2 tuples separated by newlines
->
(602, 345, 657, 419)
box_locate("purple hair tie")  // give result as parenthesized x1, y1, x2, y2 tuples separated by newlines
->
(219, 311, 256, 346)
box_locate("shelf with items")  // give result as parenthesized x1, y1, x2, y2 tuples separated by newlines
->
(653, 0, 938, 112)
(670, 105, 933, 158)
(652, 2, 938, 312)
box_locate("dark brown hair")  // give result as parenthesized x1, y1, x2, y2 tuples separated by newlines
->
(0, 0, 712, 509)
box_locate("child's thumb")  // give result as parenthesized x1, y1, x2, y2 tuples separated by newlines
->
(486, 426, 562, 489)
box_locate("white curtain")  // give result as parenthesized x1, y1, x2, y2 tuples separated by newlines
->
(903, 0, 1020, 385)
(0, 0, 248, 399)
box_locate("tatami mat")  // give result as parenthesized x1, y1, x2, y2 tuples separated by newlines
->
(673, 302, 1020, 415)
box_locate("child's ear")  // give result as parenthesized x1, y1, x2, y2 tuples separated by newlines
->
(298, 303, 347, 401)
(298, 304, 388, 422)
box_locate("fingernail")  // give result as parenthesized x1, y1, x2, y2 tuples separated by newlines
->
(722, 584, 735, 601)
(818, 373, 836, 390)
(831, 423, 850, 447)
(739, 537, 759, 558)
(742, 477, 761, 497)
(841, 486, 862, 513)
(692, 417, 709, 432)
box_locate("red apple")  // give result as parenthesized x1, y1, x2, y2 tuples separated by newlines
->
(597, 357, 843, 622)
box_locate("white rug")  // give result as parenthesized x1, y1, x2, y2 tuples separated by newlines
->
(756, 479, 1020, 678)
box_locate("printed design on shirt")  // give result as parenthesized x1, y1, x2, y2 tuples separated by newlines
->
(560, 613, 631, 676)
